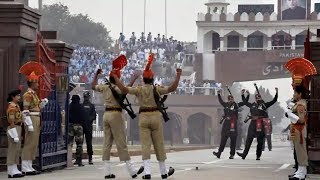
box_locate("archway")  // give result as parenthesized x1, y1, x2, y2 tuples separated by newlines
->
(247, 31, 268, 51)
(271, 31, 292, 50)
(163, 112, 182, 144)
(225, 30, 242, 51)
(203, 30, 220, 53)
(187, 113, 212, 144)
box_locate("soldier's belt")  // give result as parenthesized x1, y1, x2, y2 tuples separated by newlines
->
(105, 107, 122, 112)
(139, 107, 159, 113)
(29, 112, 40, 116)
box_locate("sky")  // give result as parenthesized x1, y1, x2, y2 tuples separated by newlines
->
(29, 0, 317, 42)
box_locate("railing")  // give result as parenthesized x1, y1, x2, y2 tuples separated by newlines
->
(202, 45, 305, 53)
(173, 87, 223, 96)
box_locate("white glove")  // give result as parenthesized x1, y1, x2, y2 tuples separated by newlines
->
(7, 128, 19, 143)
(287, 112, 299, 124)
(22, 110, 34, 132)
(40, 98, 49, 109)
(287, 102, 295, 109)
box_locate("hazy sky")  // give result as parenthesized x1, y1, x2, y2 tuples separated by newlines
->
(28, 0, 317, 42)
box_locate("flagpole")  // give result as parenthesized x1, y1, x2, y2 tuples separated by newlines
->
(144, 0, 146, 34)
(38, 0, 43, 30)
(165, 0, 167, 38)
(122, 0, 124, 33)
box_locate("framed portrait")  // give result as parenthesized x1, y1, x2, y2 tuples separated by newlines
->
(281, 0, 307, 20)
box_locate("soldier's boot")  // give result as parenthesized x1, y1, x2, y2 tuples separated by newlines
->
(229, 155, 234, 159)
(104, 160, 116, 179)
(8, 165, 24, 178)
(159, 161, 175, 179)
(125, 160, 144, 178)
(76, 158, 85, 167)
(212, 151, 221, 159)
(236, 152, 246, 160)
(142, 159, 151, 179)
(88, 155, 93, 165)
(256, 156, 261, 161)
(289, 166, 306, 180)
(21, 160, 37, 176)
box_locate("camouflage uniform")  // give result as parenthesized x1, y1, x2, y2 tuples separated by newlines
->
(68, 124, 84, 160)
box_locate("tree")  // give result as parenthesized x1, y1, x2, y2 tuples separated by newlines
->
(41, 3, 113, 49)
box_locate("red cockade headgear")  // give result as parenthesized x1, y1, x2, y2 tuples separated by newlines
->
(143, 53, 154, 79)
(285, 57, 317, 90)
(110, 55, 128, 78)
(19, 61, 45, 82)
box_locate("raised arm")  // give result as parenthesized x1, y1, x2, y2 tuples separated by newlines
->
(265, 88, 278, 108)
(217, 90, 226, 107)
(167, 69, 182, 93)
(127, 71, 139, 87)
(91, 69, 101, 90)
(237, 89, 247, 107)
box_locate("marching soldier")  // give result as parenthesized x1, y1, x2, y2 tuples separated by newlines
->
(237, 86, 278, 160)
(262, 119, 272, 151)
(19, 62, 48, 176)
(6, 89, 25, 178)
(92, 55, 144, 179)
(69, 95, 85, 167)
(82, 91, 96, 165)
(286, 85, 308, 180)
(112, 53, 181, 179)
(213, 88, 248, 159)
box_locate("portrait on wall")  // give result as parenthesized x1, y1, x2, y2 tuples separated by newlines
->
(281, 0, 307, 20)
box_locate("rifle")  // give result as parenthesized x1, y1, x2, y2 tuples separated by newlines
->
(153, 85, 169, 122)
(220, 116, 226, 124)
(105, 79, 136, 119)
(244, 113, 252, 123)
(226, 85, 233, 97)
(254, 83, 260, 95)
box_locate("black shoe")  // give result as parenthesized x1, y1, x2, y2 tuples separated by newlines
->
(161, 167, 175, 179)
(8, 174, 25, 178)
(105, 174, 116, 179)
(256, 157, 261, 160)
(142, 174, 151, 179)
(213, 151, 221, 158)
(22, 171, 37, 176)
(89, 155, 93, 165)
(229, 155, 234, 159)
(78, 163, 85, 167)
(236, 152, 245, 160)
(131, 166, 144, 178)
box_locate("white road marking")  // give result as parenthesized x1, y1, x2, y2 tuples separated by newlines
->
(115, 163, 126, 167)
(201, 159, 225, 164)
(274, 163, 291, 172)
(153, 168, 192, 176)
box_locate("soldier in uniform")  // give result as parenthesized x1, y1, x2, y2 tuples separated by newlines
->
(92, 55, 144, 179)
(69, 95, 86, 167)
(6, 89, 25, 178)
(286, 85, 308, 180)
(19, 62, 47, 176)
(213, 89, 248, 159)
(237, 87, 278, 160)
(82, 91, 96, 165)
(112, 53, 181, 179)
(262, 119, 272, 151)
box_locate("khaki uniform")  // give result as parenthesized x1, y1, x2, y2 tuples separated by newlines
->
(6, 102, 23, 166)
(128, 84, 168, 161)
(95, 84, 130, 161)
(290, 99, 308, 166)
(21, 88, 41, 161)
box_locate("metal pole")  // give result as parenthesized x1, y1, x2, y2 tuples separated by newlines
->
(165, 0, 167, 38)
(122, 0, 124, 33)
(38, 0, 42, 30)
(144, 0, 146, 34)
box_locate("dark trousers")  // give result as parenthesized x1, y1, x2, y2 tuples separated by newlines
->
(218, 133, 237, 156)
(83, 126, 93, 156)
(262, 134, 272, 151)
(242, 128, 265, 158)
(236, 131, 243, 149)
(294, 148, 298, 170)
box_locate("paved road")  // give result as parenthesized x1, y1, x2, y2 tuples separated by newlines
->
(1, 146, 318, 180)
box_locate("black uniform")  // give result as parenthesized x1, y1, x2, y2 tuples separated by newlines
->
(237, 92, 278, 160)
(213, 94, 247, 159)
(82, 97, 96, 163)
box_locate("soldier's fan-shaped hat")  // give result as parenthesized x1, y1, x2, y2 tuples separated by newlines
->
(143, 53, 154, 79)
(110, 55, 127, 78)
(19, 61, 45, 82)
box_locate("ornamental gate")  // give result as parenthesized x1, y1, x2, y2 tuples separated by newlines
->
(33, 34, 70, 170)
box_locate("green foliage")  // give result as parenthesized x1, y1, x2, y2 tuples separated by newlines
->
(41, 3, 113, 49)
